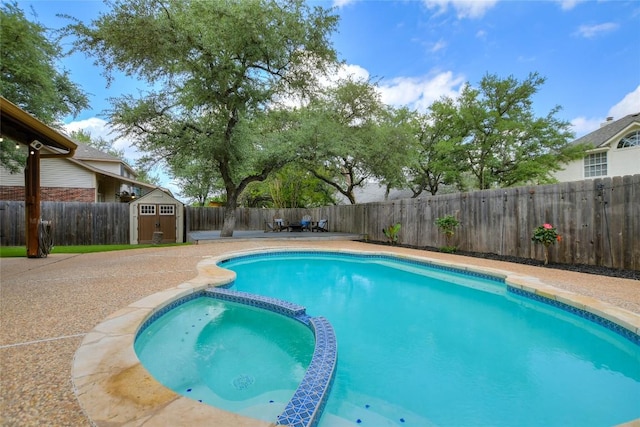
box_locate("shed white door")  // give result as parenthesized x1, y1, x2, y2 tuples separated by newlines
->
(138, 204, 177, 243)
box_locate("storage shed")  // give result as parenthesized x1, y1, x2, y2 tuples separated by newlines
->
(129, 189, 184, 244)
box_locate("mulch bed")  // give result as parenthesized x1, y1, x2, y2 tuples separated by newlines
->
(360, 240, 639, 281)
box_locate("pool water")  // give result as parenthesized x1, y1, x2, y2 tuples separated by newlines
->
(135, 298, 315, 421)
(222, 253, 640, 426)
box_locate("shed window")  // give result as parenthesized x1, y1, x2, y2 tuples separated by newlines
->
(617, 130, 640, 148)
(584, 152, 607, 178)
(140, 205, 156, 215)
(159, 205, 175, 215)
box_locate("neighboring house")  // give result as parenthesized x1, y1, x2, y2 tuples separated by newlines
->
(554, 113, 640, 182)
(0, 141, 160, 202)
(334, 181, 414, 205)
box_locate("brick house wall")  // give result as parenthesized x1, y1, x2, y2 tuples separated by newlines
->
(0, 186, 95, 202)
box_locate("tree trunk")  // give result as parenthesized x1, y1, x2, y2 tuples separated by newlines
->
(543, 244, 550, 265)
(220, 208, 236, 237)
(220, 191, 238, 237)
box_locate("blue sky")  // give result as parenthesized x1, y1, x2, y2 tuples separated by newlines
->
(15, 0, 640, 187)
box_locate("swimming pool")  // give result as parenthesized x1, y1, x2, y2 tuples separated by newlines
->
(135, 250, 640, 426)
(135, 297, 316, 421)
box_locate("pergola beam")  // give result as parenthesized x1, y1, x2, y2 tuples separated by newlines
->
(0, 97, 78, 258)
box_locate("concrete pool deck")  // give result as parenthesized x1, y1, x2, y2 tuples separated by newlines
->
(1, 238, 639, 426)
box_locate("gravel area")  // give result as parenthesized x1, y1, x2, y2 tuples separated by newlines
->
(1, 239, 638, 426)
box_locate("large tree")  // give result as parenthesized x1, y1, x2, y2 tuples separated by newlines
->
(456, 73, 585, 189)
(406, 98, 466, 196)
(0, 1, 89, 172)
(167, 154, 221, 206)
(240, 163, 336, 208)
(65, 0, 338, 236)
(296, 77, 411, 204)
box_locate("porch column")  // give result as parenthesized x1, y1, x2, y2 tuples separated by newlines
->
(25, 148, 41, 258)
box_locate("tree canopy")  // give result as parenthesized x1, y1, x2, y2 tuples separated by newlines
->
(455, 73, 584, 189)
(294, 77, 412, 204)
(401, 73, 586, 195)
(0, 1, 89, 172)
(65, 0, 339, 236)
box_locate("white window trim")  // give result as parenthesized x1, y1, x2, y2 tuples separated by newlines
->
(140, 204, 156, 215)
(584, 151, 607, 178)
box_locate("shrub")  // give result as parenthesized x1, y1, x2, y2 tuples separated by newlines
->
(531, 223, 562, 265)
(383, 223, 401, 245)
(435, 214, 460, 252)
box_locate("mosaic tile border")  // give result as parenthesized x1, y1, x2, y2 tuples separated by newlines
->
(218, 250, 505, 283)
(205, 288, 309, 321)
(138, 287, 338, 427)
(205, 288, 337, 427)
(276, 316, 337, 427)
(508, 286, 640, 346)
(135, 291, 203, 339)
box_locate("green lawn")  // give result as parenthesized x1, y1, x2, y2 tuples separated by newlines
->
(0, 243, 190, 258)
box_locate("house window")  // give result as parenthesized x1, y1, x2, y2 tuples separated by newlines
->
(584, 152, 607, 178)
(159, 205, 175, 215)
(617, 130, 640, 148)
(140, 205, 156, 215)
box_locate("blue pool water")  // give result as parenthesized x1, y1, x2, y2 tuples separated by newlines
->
(222, 252, 640, 426)
(135, 298, 315, 420)
(136, 252, 640, 426)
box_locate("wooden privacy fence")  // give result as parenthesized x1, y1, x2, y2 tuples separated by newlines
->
(350, 174, 639, 271)
(0, 201, 129, 246)
(186, 175, 639, 270)
(1, 175, 638, 270)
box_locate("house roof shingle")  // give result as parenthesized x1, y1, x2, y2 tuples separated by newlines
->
(572, 113, 640, 148)
(72, 141, 122, 162)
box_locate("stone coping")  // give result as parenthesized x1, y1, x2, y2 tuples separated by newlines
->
(71, 247, 640, 427)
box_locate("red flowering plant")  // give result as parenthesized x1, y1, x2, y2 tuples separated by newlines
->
(531, 223, 562, 265)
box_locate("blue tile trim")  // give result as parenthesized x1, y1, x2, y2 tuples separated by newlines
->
(136, 291, 203, 339)
(205, 288, 337, 426)
(144, 288, 338, 427)
(205, 288, 308, 320)
(276, 317, 337, 427)
(508, 286, 640, 346)
(218, 250, 504, 284)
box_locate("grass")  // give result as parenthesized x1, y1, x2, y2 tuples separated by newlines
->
(0, 243, 189, 258)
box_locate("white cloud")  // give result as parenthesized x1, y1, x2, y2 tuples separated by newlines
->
(430, 39, 447, 53)
(64, 117, 142, 162)
(423, 0, 499, 19)
(570, 116, 603, 138)
(316, 63, 465, 112)
(555, 0, 585, 11)
(378, 71, 466, 112)
(476, 29, 487, 39)
(332, 0, 356, 8)
(570, 86, 640, 137)
(327, 63, 371, 84)
(574, 22, 619, 38)
(608, 85, 640, 118)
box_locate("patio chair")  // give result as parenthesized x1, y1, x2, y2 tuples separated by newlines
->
(313, 219, 329, 232)
(273, 218, 287, 232)
(265, 220, 274, 232)
(301, 215, 312, 231)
